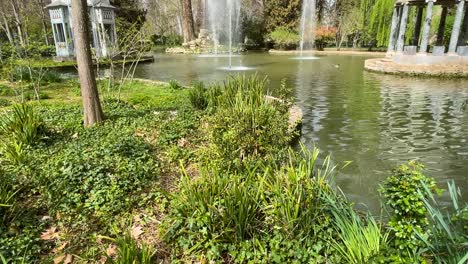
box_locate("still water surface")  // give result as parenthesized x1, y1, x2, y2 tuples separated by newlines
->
(134, 53, 468, 211)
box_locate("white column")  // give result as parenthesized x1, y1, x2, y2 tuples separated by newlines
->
(51, 23, 59, 56)
(387, 6, 400, 56)
(98, 10, 108, 57)
(396, 3, 410, 53)
(90, 7, 101, 57)
(419, 0, 434, 54)
(448, 0, 466, 54)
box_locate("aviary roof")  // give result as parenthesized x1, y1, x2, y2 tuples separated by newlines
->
(46, 0, 115, 9)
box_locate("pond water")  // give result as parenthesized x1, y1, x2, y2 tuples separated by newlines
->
(133, 52, 468, 211)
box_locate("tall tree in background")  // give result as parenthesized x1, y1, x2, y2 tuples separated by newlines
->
(36, 0, 50, 46)
(113, 0, 146, 29)
(71, 0, 104, 126)
(0, 6, 14, 45)
(264, 0, 301, 32)
(181, 0, 195, 42)
(9, 0, 25, 47)
(368, 0, 394, 47)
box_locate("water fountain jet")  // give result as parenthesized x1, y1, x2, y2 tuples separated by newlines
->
(204, 0, 253, 71)
(292, 0, 319, 60)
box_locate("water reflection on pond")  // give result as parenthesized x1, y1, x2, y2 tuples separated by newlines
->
(133, 53, 468, 211)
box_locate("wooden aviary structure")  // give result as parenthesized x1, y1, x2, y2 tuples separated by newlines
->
(46, 0, 118, 60)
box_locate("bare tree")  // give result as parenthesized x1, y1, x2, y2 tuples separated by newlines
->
(9, 0, 25, 47)
(71, 0, 104, 126)
(36, 0, 50, 46)
(0, 11, 14, 45)
(181, 0, 195, 42)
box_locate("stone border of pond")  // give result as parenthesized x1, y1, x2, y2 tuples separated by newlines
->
(264, 95, 303, 135)
(364, 57, 468, 78)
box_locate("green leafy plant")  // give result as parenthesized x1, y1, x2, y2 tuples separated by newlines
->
(269, 27, 300, 50)
(0, 172, 18, 228)
(202, 75, 293, 171)
(418, 181, 468, 264)
(0, 104, 44, 164)
(331, 208, 388, 263)
(0, 99, 10, 107)
(0, 85, 16, 96)
(102, 230, 156, 264)
(380, 161, 441, 261)
(0, 169, 41, 263)
(188, 81, 208, 110)
(0, 104, 44, 145)
(41, 124, 158, 220)
(168, 80, 182, 90)
(164, 146, 347, 262)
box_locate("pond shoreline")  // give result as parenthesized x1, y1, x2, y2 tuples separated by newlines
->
(269, 49, 386, 57)
(13, 56, 155, 70)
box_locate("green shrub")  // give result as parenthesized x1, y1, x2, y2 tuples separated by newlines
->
(9, 67, 61, 83)
(188, 81, 208, 110)
(380, 161, 440, 262)
(151, 34, 183, 47)
(269, 27, 300, 50)
(0, 43, 55, 59)
(203, 75, 293, 171)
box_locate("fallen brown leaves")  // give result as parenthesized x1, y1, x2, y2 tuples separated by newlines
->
(41, 226, 60, 241)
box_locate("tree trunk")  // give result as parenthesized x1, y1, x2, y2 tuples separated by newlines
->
(195, 0, 203, 34)
(1, 12, 14, 45)
(71, 0, 104, 127)
(10, 0, 25, 47)
(37, 0, 50, 46)
(181, 0, 195, 42)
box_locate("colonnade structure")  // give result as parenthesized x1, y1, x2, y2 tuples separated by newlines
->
(366, 0, 468, 76)
(46, 0, 118, 60)
(387, 0, 468, 64)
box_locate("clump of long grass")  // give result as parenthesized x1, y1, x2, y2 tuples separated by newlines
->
(206, 74, 271, 111)
(188, 81, 208, 110)
(0, 175, 18, 228)
(418, 181, 468, 264)
(168, 79, 182, 90)
(330, 208, 388, 264)
(102, 231, 156, 264)
(0, 104, 44, 164)
(164, 145, 350, 261)
(261, 146, 345, 237)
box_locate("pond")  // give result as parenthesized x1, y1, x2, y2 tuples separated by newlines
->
(134, 52, 468, 211)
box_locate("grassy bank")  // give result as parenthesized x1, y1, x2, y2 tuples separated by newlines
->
(0, 76, 466, 263)
(6, 56, 155, 70)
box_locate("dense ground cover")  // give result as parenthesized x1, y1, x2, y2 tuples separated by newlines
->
(0, 75, 466, 263)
